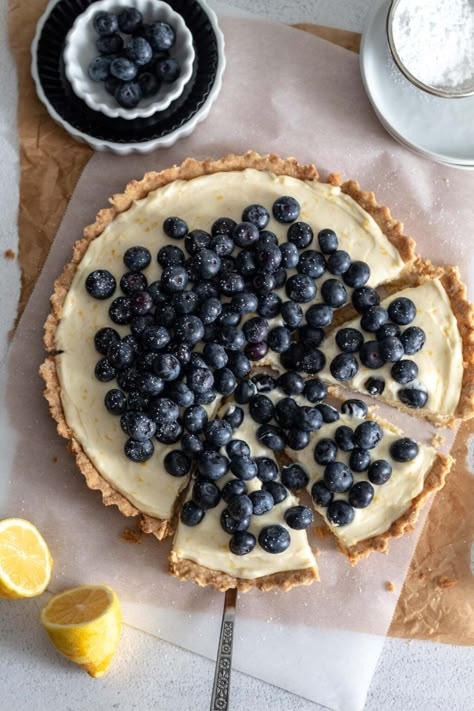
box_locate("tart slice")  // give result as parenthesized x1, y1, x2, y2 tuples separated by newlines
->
(320, 267, 474, 426)
(284, 397, 452, 564)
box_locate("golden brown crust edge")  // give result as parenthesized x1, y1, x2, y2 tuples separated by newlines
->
(168, 551, 319, 592)
(333, 451, 453, 565)
(39, 357, 174, 540)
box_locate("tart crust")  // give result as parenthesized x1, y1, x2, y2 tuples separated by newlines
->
(41, 151, 416, 545)
(168, 551, 319, 592)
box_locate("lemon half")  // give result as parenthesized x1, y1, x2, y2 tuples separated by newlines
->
(0, 518, 53, 599)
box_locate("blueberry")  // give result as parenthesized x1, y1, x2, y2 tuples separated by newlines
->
(93, 11, 118, 36)
(219, 271, 245, 296)
(147, 281, 167, 304)
(197, 450, 229, 480)
(126, 37, 153, 66)
(300, 406, 323, 432)
(349, 448, 371, 472)
(160, 219, 187, 244)
(94, 327, 120, 354)
(274, 397, 298, 428)
(388, 297, 416, 325)
(327, 250, 351, 275)
(318, 228, 338, 254)
(235, 249, 257, 277)
(123, 246, 150, 272)
(327, 500, 354, 526)
(107, 340, 135, 369)
(398, 388, 428, 409)
(248, 490, 273, 516)
(86, 269, 116, 299)
(254, 244, 282, 273)
(104, 389, 127, 415)
(278, 243, 298, 271)
(151, 353, 179, 382)
(341, 399, 368, 418)
(214, 368, 237, 396)
(249, 394, 274, 424)
(132, 315, 154, 338)
(226, 440, 251, 459)
(335, 327, 363, 353)
(96, 34, 123, 55)
(229, 532, 257, 556)
(140, 327, 170, 354)
(111, 57, 138, 82)
(324, 461, 353, 493)
(281, 463, 309, 490)
(121, 411, 156, 441)
(202, 343, 226, 370)
(349, 481, 374, 508)
(313, 438, 338, 465)
(147, 21, 176, 51)
(343, 261, 370, 288)
(120, 271, 148, 295)
(181, 433, 203, 457)
(240, 204, 269, 229)
(147, 397, 179, 425)
(285, 274, 316, 303)
(364, 378, 384, 398)
(306, 304, 333, 328)
(376, 323, 401, 341)
(279, 342, 304, 370)
(359, 341, 384, 369)
(353, 420, 383, 449)
(221, 481, 246, 504)
(296, 249, 325, 278)
(243, 339, 267, 362)
(304, 378, 327, 403)
(228, 493, 253, 521)
(182, 405, 208, 433)
(263, 481, 289, 504)
(223, 406, 244, 431)
(118, 8, 143, 33)
(126, 390, 149, 412)
(227, 351, 251, 379)
(129, 289, 154, 316)
(301, 345, 326, 374)
(361, 306, 389, 333)
(368, 459, 392, 484)
(391, 359, 418, 384)
(116, 367, 137, 391)
(330, 353, 359, 381)
(400, 326, 425, 355)
(257, 292, 282, 318)
(184, 229, 211, 256)
(266, 326, 291, 353)
(174, 315, 204, 345)
(220, 509, 250, 534)
(284, 505, 313, 530)
(334, 425, 354, 451)
(172, 291, 198, 315)
(205, 419, 233, 448)
(257, 424, 285, 451)
(311, 480, 333, 507)
(241, 317, 266, 344)
(287, 221, 313, 249)
(379, 336, 404, 362)
(258, 524, 291, 554)
(316, 403, 340, 423)
(124, 437, 154, 462)
(258, 230, 279, 245)
(198, 298, 222, 325)
(321, 279, 347, 308)
(155, 421, 183, 445)
(229, 293, 256, 317)
(279, 301, 302, 330)
(352, 287, 380, 313)
(180, 501, 205, 527)
(108, 297, 132, 325)
(192, 479, 221, 510)
(104, 75, 121, 95)
(192, 248, 222, 279)
(218, 304, 241, 328)
(285, 429, 310, 450)
(272, 196, 300, 223)
(209, 234, 234, 257)
(168, 343, 192, 367)
(277, 371, 305, 396)
(230, 221, 259, 248)
(231, 381, 254, 407)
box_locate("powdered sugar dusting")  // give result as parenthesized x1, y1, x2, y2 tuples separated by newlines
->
(392, 0, 474, 92)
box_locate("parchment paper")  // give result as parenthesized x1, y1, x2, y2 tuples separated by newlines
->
(2, 14, 474, 710)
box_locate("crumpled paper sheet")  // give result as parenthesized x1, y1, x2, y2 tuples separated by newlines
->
(7, 0, 474, 655)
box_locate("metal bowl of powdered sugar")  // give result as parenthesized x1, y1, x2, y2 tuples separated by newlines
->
(387, 0, 474, 98)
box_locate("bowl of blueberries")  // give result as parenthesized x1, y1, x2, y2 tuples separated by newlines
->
(63, 0, 195, 119)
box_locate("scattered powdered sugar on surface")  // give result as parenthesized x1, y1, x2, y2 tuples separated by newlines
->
(392, 0, 474, 91)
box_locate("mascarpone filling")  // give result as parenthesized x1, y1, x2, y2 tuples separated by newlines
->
(55, 168, 407, 521)
(321, 280, 463, 417)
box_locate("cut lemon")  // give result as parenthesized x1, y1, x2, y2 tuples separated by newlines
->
(40, 585, 122, 677)
(0, 518, 53, 599)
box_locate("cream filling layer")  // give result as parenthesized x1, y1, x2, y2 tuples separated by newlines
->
(320, 280, 463, 417)
(172, 403, 317, 579)
(55, 168, 406, 521)
(288, 413, 437, 547)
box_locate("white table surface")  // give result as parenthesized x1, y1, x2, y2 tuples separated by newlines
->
(0, 1, 473, 709)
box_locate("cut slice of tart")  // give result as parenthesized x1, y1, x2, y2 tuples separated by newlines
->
(285, 398, 453, 564)
(320, 267, 474, 427)
(169, 400, 318, 592)
(41, 152, 415, 542)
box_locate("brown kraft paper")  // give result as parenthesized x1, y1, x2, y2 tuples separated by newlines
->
(8, 0, 474, 645)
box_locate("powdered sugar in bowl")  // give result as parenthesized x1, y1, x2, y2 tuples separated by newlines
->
(387, 0, 474, 98)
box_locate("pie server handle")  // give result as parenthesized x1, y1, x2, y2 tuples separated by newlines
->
(210, 588, 238, 711)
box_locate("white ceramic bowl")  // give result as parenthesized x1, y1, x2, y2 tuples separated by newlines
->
(63, 0, 195, 120)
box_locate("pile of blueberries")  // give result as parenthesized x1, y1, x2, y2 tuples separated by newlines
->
(87, 8, 180, 109)
(329, 291, 427, 408)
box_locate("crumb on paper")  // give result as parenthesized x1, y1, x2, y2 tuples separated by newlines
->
(418, 572, 427, 581)
(52, 456, 58, 463)
(438, 576, 458, 588)
(313, 525, 331, 539)
(431, 432, 446, 447)
(385, 581, 396, 592)
(4, 249, 15, 259)
(120, 526, 142, 544)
